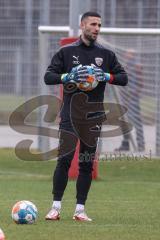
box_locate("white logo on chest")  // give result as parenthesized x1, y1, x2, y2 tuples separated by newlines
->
(95, 57, 103, 66)
(73, 55, 80, 64)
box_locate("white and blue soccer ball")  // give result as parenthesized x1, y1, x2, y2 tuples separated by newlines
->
(77, 65, 99, 91)
(11, 200, 38, 224)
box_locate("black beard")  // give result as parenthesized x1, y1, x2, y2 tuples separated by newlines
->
(86, 35, 95, 44)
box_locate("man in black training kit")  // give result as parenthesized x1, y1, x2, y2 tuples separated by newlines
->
(44, 11, 128, 221)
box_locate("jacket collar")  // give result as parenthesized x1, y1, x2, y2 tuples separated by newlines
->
(78, 36, 96, 48)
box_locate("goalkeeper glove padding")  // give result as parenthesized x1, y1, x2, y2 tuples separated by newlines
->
(61, 72, 75, 83)
(92, 66, 114, 82)
(61, 65, 82, 83)
(61, 65, 114, 85)
(61, 65, 95, 84)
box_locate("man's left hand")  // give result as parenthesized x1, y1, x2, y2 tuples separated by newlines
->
(93, 66, 111, 82)
(74, 65, 94, 82)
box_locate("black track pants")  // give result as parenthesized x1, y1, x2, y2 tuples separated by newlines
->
(52, 124, 100, 205)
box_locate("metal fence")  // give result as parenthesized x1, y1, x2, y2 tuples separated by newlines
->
(0, 0, 160, 155)
(0, 0, 160, 100)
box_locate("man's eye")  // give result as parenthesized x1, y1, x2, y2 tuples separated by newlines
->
(91, 23, 101, 27)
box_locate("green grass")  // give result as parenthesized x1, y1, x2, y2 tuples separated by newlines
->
(0, 95, 25, 111)
(0, 149, 160, 240)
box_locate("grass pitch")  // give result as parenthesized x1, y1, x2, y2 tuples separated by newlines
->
(0, 148, 160, 240)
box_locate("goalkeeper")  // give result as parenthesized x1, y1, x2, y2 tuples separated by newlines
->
(44, 11, 128, 221)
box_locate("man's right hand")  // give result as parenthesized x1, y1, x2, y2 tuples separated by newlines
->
(61, 71, 76, 83)
(92, 65, 111, 82)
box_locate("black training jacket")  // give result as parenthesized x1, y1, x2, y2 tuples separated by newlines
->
(44, 37, 128, 123)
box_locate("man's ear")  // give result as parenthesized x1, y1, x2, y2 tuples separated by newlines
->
(80, 21, 85, 30)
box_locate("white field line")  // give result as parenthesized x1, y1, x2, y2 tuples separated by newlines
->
(0, 125, 156, 154)
(0, 171, 160, 185)
(0, 170, 49, 178)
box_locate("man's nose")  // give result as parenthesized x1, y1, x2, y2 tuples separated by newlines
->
(95, 25, 100, 31)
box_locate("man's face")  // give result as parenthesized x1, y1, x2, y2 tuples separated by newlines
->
(81, 16, 101, 42)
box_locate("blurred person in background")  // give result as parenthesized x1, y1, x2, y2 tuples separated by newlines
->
(115, 49, 145, 152)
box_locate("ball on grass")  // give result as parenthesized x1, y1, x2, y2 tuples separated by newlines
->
(11, 200, 38, 224)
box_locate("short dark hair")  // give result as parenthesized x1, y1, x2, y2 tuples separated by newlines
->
(81, 11, 101, 22)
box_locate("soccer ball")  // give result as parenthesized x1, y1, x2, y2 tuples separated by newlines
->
(77, 65, 99, 91)
(64, 65, 99, 93)
(78, 75, 98, 91)
(11, 200, 38, 224)
(0, 228, 5, 240)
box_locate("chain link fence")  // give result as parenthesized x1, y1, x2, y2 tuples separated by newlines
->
(0, 0, 160, 155)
